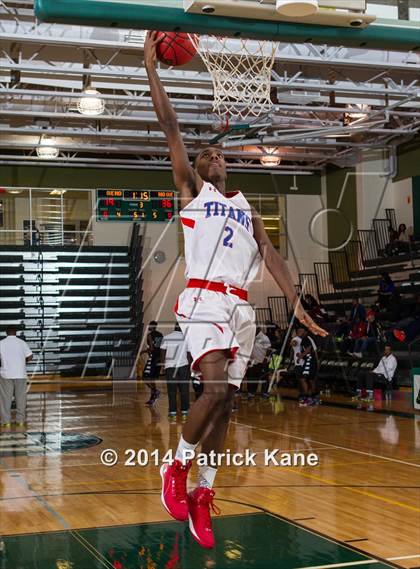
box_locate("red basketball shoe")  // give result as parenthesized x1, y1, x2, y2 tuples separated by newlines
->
(188, 487, 220, 549)
(160, 460, 191, 521)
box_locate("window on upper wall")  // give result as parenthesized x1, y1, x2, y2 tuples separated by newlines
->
(177, 193, 287, 259)
(0, 188, 93, 246)
(247, 194, 288, 259)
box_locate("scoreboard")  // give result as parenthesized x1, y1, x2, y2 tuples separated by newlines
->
(96, 189, 175, 222)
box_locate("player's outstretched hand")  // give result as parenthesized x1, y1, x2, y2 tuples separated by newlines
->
(294, 305, 329, 337)
(144, 31, 162, 69)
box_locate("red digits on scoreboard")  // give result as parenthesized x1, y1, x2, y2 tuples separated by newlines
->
(162, 200, 172, 208)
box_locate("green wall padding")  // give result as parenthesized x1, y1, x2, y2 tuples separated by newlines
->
(412, 176, 420, 238)
(326, 166, 357, 252)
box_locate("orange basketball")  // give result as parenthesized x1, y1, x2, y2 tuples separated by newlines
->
(156, 31, 197, 66)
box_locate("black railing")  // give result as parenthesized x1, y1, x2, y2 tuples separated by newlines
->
(314, 262, 335, 295)
(330, 251, 349, 285)
(268, 296, 289, 328)
(255, 307, 273, 328)
(385, 208, 397, 232)
(299, 273, 320, 299)
(373, 218, 391, 253)
(358, 229, 378, 263)
(345, 240, 363, 274)
(129, 223, 144, 357)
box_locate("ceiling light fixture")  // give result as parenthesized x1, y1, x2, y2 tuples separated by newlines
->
(77, 87, 105, 116)
(36, 137, 59, 159)
(345, 103, 371, 122)
(260, 147, 282, 167)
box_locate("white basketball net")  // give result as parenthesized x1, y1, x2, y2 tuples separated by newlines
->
(189, 35, 277, 120)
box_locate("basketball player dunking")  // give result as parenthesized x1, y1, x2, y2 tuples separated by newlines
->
(145, 31, 327, 549)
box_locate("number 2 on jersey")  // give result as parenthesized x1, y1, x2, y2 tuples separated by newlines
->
(223, 226, 234, 248)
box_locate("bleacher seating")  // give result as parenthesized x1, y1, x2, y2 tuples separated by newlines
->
(262, 208, 420, 391)
(0, 238, 142, 378)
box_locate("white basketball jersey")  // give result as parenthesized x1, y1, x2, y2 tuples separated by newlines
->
(180, 182, 262, 289)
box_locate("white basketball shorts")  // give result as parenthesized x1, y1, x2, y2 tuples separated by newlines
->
(174, 288, 256, 388)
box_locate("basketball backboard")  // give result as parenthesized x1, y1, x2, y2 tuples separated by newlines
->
(34, 0, 420, 51)
(184, 0, 376, 28)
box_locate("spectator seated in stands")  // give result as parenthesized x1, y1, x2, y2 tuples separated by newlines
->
(376, 272, 396, 310)
(397, 223, 411, 248)
(384, 223, 411, 257)
(247, 327, 272, 398)
(367, 304, 379, 319)
(303, 294, 331, 324)
(354, 344, 397, 401)
(264, 320, 278, 344)
(344, 317, 367, 356)
(270, 326, 285, 353)
(350, 297, 366, 323)
(351, 313, 382, 358)
(389, 294, 420, 344)
(335, 318, 351, 353)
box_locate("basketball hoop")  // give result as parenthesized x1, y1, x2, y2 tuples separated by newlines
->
(189, 35, 277, 120)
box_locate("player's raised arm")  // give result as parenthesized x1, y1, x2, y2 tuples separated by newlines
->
(144, 31, 200, 206)
(251, 206, 328, 337)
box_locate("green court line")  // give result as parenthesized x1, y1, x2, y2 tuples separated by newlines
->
(1, 512, 396, 569)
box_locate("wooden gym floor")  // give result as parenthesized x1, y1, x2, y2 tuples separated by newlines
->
(0, 386, 419, 568)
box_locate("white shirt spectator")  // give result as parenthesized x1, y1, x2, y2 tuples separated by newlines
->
(373, 354, 397, 381)
(251, 331, 271, 364)
(292, 336, 302, 365)
(0, 336, 33, 379)
(161, 330, 189, 369)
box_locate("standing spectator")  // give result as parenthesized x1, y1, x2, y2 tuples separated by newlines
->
(352, 313, 381, 357)
(356, 345, 397, 401)
(350, 297, 366, 323)
(142, 321, 163, 406)
(160, 324, 190, 422)
(377, 272, 396, 310)
(0, 325, 33, 427)
(296, 330, 319, 407)
(291, 328, 305, 367)
(247, 327, 271, 398)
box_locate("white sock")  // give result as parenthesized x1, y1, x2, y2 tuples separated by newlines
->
(175, 435, 198, 465)
(198, 466, 217, 488)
